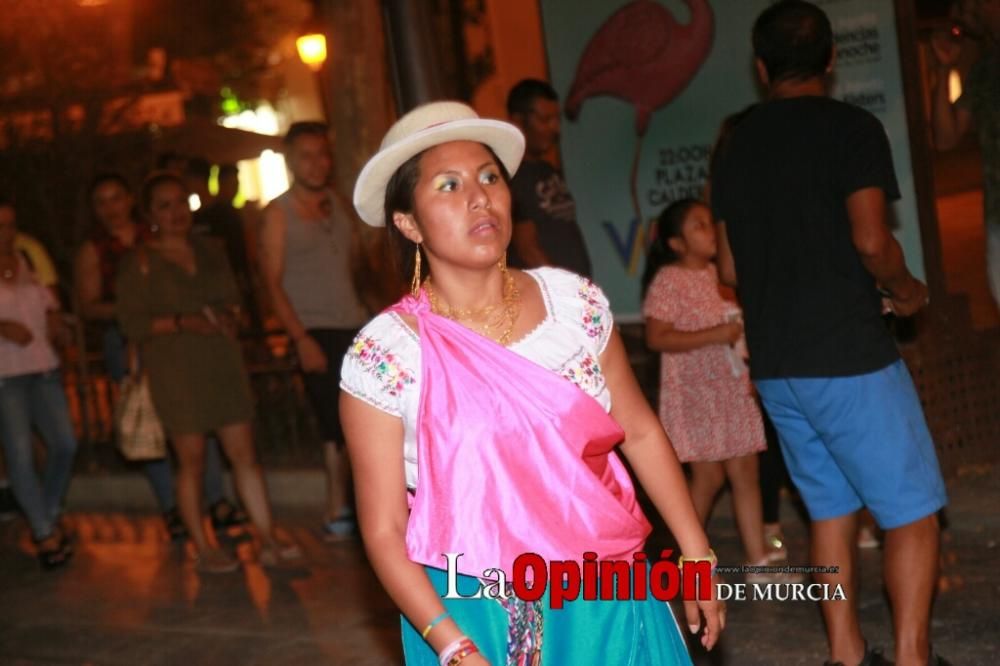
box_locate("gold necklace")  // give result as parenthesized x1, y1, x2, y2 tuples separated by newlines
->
(425, 267, 521, 345)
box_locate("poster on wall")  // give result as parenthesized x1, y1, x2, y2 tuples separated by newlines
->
(539, 0, 923, 318)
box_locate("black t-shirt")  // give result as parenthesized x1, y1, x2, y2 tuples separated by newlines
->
(711, 96, 901, 379)
(509, 159, 592, 278)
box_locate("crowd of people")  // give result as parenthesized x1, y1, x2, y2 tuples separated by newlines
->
(3, 0, 991, 664)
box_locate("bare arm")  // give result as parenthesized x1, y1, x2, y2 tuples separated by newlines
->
(645, 317, 740, 353)
(715, 222, 737, 287)
(339, 393, 470, 655)
(74, 242, 116, 321)
(601, 328, 723, 648)
(848, 187, 927, 316)
(512, 220, 551, 268)
(259, 205, 308, 341)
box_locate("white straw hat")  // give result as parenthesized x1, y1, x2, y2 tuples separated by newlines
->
(352, 101, 525, 227)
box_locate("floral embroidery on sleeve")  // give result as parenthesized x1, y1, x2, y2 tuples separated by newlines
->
(577, 279, 607, 340)
(559, 349, 606, 397)
(347, 335, 416, 398)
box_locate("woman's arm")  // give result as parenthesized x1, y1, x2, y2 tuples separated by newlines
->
(74, 242, 116, 322)
(645, 317, 741, 353)
(601, 328, 725, 649)
(339, 392, 477, 656)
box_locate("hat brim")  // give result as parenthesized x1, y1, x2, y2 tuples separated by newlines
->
(352, 118, 525, 227)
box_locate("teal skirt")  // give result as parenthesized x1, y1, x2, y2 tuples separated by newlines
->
(401, 566, 693, 665)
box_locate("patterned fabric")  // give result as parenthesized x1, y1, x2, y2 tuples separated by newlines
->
(642, 264, 765, 462)
(498, 593, 543, 666)
(339, 267, 614, 489)
(346, 335, 415, 398)
(91, 224, 145, 302)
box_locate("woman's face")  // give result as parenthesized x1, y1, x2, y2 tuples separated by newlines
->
(92, 180, 134, 231)
(397, 141, 511, 271)
(147, 181, 192, 236)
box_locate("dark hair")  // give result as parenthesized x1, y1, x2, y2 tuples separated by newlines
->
(383, 144, 512, 287)
(752, 1, 833, 83)
(155, 151, 186, 171)
(141, 170, 187, 213)
(506, 79, 559, 117)
(641, 198, 704, 298)
(218, 163, 239, 180)
(88, 172, 132, 201)
(0, 195, 15, 211)
(284, 121, 329, 147)
(184, 157, 211, 182)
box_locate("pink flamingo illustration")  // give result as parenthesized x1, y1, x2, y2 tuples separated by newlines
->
(565, 0, 715, 230)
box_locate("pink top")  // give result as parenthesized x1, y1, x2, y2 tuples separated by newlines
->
(0, 257, 59, 379)
(642, 264, 765, 463)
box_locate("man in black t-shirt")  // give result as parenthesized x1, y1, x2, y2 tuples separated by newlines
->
(711, 4, 948, 665)
(506, 79, 592, 278)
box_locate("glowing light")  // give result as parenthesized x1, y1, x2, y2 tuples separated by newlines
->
(948, 69, 963, 104)
(220, 103, 280, 136)
(296, 33, 327, 71)
(188, 193, 202, 212)
(259, 150, 290, 204)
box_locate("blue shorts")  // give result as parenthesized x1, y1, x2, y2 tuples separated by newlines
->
(755, 360, 947, 529)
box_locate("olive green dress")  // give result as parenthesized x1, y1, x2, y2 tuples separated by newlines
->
(116, 236, 254, 435)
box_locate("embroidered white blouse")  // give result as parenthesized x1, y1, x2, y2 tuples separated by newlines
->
(339, 267, 615, 489)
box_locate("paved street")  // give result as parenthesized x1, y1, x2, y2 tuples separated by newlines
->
(1, 464, 997, 665)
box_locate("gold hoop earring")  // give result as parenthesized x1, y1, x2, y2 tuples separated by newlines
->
(411, 244, 423, 298)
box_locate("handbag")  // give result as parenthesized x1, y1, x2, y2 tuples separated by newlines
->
(114, 339, 167, 461)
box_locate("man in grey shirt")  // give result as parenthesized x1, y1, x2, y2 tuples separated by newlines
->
(260, 122, 368, 539)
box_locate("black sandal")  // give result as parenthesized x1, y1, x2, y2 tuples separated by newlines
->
(34, 531, 72, 570)
(209, 499, 248, 530)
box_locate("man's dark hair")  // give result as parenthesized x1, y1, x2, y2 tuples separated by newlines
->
(140, 170, 187, 214)
(506, 79, 559, 117)
(218, 163, 239, 180)
(185, 157, 211, 183)
(752, 1, 834, 83)
(88, 172, 132, 200)
(284, 121, 329, 147)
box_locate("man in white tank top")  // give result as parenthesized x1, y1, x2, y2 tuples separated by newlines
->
(260, 122, 368, 540)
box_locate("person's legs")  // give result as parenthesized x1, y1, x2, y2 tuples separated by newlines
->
(170, 432, 211, 552)
(215, 421, 274, 542)
(687, 461, 725, 525)
(884, 514, 940, 666)
(777, 361, 947, 666)
(0, 375, 53, 540)
(26, 371, 78, 525)
(302, 329, 358, 536)
(812, 512, 865, 665)
(202, 435, 227, 506)
(756, 377, 867, 663)
(722, 453, 767, 564)
(142, 458, 176, 510)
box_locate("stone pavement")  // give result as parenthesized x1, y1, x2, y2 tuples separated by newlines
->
(1, 464, 997, 666)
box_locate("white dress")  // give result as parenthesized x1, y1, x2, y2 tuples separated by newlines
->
(339, 267, 614, 489)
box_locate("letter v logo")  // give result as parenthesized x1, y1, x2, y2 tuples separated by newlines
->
(602, 217, 649, 275)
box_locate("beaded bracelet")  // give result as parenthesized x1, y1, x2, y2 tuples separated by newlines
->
(438, 637, 478, 666)
(421, 611, 450, 639)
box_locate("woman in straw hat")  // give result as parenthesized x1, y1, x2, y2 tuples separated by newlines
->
(340, 101, 723, 665)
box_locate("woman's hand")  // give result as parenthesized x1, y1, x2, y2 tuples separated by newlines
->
(713, 320, 743, 345)
(0, 320, 34, 346)
(295, 335, 329, 373)
(178, 313, 221, 335)
(459, 654, 491, 666)
(682, 575, 726, 651)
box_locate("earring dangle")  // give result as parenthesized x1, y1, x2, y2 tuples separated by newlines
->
(411, 244, 423, 298)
